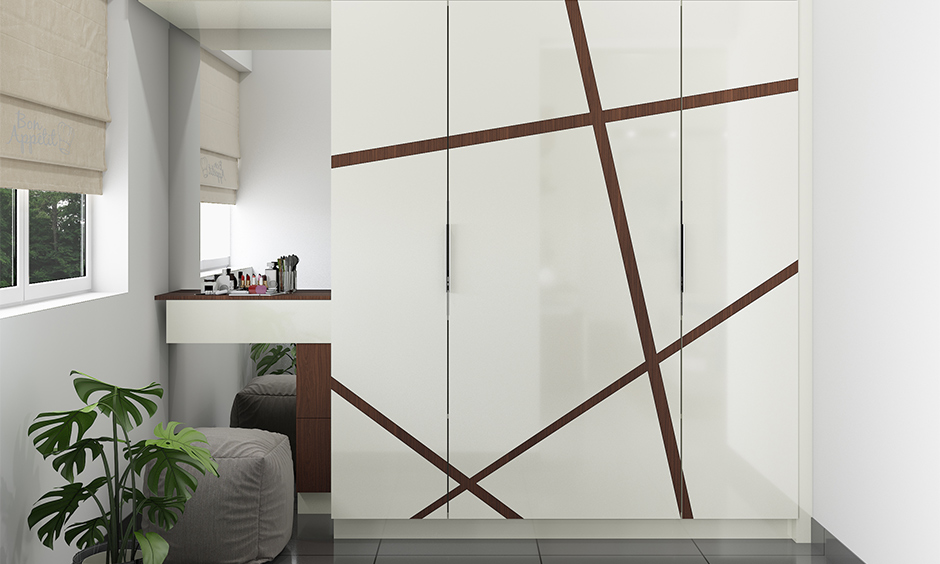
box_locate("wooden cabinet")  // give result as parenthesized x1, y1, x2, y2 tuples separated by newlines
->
(296, 344, 331, 492)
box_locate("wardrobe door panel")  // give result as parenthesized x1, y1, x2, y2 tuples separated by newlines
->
(331, 153, 448, 518)
(448, 123, 679, 519)
(682, 92, 799, 519)
(448, 0, 588, 136)
(683, 93, 799, 329)
(332, 0, 447, 154)
(580, 0, 680, 111)
(608, 112, 683, 358)
(683, 1, 798, 95)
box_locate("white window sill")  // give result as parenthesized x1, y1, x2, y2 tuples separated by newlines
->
(0, 291, 124, 320)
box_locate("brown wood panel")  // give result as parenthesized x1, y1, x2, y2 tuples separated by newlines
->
(154, 289, 331, 301)
(297, 344, 331, 418)
(412, 259, 799, 519)
(602, 98, 682, 123)
(683, 78, 798, 111)
(331, 136, 449, 168)
(331, 377, 522, 519)
(297, 418, 330, 493)
(448, 113, 593, 150)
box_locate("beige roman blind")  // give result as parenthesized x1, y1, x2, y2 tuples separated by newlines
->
(200, 49, 240, 205)
(0, 0, 109, 195)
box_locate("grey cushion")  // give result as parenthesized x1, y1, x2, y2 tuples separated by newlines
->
(230, 374, 297, 467)
(160, 427, 293, 564)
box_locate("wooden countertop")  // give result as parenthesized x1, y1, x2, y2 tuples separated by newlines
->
(155, 289, 331, 301)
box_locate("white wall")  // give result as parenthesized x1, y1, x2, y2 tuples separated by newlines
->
(0, 1, 170, 562)
(813, 1, 940, 563)
(231, 50, 332, 289)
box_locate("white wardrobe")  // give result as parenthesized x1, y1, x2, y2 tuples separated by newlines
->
(331, 0, 799, 521)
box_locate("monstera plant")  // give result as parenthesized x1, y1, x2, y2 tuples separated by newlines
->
(27, 371, 219, 564)
(249, 343, 296, 378)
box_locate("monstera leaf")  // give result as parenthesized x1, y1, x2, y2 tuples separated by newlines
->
(134, 423, 219, 501)
(72, 371, 162, 432)
(63, 516, 108, 549)
(51, 438, 106, 483)
(28, 405, 98, 458)
(134, 531, 170, 564)
(250, 343, 295, 377)
(27, 477, 108, 549)
(136, 494, 186, 530)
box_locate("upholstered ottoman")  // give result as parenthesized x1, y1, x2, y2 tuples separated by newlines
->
(161, 427, 293, 564)
(230, 374, 297, 466)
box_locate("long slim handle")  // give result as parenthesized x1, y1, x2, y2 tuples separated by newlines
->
(680, 222, 685, 293)
(446, 224, 451, 292)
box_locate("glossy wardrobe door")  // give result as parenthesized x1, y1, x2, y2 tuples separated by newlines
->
(331, 0, 449, 519)
(447, 0, 683, 519)
(331, 0, 447, 154)
(681, 0, 800, 519)
(332, 153, 449, 519)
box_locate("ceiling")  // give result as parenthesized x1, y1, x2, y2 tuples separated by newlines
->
(138, 0, 331, 30)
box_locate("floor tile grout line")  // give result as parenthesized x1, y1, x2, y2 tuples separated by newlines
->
(692, 538, 713, 564)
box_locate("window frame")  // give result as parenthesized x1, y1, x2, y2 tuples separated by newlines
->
(0, 189, 92, 307)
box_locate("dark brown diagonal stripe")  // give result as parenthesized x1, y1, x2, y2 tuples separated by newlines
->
(330, 378, 522, 519)
(331, 80, 797, 170)
(412, 260, 798, 520)
(565, 0, 692, 519)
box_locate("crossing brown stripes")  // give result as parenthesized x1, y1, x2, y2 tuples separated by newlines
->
(412, 260, 799, 519)
(330, 378, 522, 519)
(565, 0, 692, 519)
(330, 79, 797, 170)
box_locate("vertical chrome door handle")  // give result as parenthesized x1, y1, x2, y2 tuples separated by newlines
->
(446, 223, 451, 292)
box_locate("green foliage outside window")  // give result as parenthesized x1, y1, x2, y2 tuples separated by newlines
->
(0, 189, 86, 289)
(29, 190, 85, 284)
(0, 188, 13, 288)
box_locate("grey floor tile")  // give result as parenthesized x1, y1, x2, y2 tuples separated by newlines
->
(333, 557, 380, 564)
(286, 539, 381, 556)
(541, 557, 708, 564)
(376, 557, 539, 564)
(539, 539, 700, 556)
(378, 539, 539, 556)
(286, 538, 345, 555)
(694, 539, 823, 556)
(702, 557, 833, 564)
(335, 540, 383, 556)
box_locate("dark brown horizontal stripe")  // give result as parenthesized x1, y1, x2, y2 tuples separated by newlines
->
(412, 259, 799, 519)
(448, 112, 593, 150)
(331, 136, 449, 168)
(331, 79, 798, 169)
(330, 377, 522, 519)
(683, 78, 799, 112)
(602, 97, 682, 123)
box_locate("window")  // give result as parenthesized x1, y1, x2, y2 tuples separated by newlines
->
(200, 201, 232, 275)
(0, 188, 90, 306)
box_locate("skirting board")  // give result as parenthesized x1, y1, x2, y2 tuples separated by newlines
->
(298, 495, 800, 541)
(333, 519, 796, 540)
(298, 493, 331, 515)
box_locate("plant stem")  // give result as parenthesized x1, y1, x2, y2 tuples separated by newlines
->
(120, 427, 138, 559)
(111, 416, 121, 564)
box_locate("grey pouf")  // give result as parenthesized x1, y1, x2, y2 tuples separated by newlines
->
(230, 374, 297, 467)
(161, 427, 293, 564)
